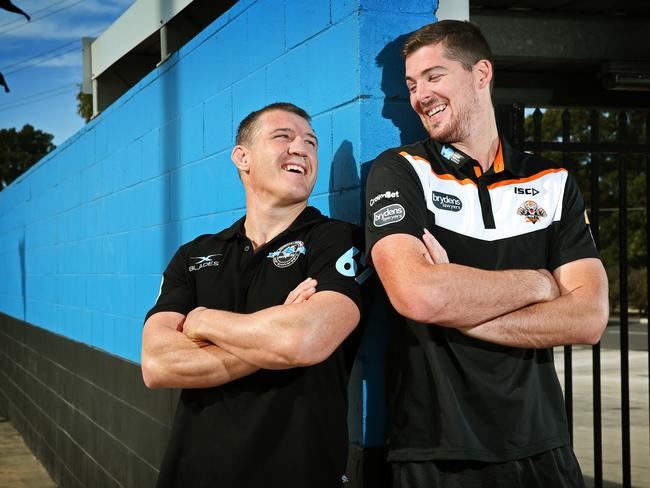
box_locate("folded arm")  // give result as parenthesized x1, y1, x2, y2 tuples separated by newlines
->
(371, 232, 559, 327)
(141, 311, 259, 389)
(183, 290, 361, 370)
(141, 277, 318, 388)
(460, 257, 609, 348)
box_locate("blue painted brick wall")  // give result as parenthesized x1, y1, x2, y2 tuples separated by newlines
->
(0, 0, 436, 446)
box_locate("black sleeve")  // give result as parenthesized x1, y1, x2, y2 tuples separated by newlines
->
(365, 150, 429, 257)
(547, 172, 600, 271)
(306, 221, 371, 314)
(144, 245, 196, 321)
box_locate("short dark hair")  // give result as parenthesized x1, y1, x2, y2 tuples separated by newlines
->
(235, 102, 312, 146)
(401, 20, 493, 71)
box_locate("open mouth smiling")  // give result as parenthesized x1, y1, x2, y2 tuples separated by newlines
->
(426, 104, 447, 117)
(282, 163, 306, 175)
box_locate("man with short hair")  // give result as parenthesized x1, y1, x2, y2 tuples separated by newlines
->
(365, 21, 608, 487)
(142, 102, 369, 488)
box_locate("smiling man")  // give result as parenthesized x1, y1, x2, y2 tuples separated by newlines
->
(142, 103, 369, 488)
(365, 21, 608, 487)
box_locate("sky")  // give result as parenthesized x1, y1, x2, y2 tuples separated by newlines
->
(0, 0, 133, 145)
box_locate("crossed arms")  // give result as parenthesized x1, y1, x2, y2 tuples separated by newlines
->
(371, 231, 609, 348)
(142, 278, 360, 389)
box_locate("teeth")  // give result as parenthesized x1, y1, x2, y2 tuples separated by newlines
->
(284, 164, 305, 174)
(427, 104, 447, 117)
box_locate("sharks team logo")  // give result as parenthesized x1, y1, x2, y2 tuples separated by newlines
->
(517, 200, 547, 224)
(267, 241, 306, 268)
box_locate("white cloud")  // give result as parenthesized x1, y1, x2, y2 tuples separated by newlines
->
(37, 51, 82, 68)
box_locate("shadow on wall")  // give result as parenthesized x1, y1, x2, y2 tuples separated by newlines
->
(376, 33, 427, 146)
(324, 34, 432, 476)
(328, 140, 361, 224)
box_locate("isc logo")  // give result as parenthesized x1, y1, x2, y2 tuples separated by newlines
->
(514, 187, 539, 196)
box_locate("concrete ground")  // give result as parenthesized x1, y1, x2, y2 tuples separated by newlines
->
(556, 346, 649, 488)
(0, 418, 56, 488)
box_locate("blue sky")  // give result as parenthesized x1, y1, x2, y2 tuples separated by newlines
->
(0, 0, 133, 145)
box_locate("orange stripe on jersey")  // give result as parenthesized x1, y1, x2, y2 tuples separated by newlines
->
(473, 166, 482, 178)
(493, 141, 504, 173)
(487, 167, 567, 190)
(399, 152, 432, 166)
(399, 151, 477, 187)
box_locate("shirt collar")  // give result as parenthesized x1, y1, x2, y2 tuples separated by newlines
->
(214, 206, 324, 241)
(432, 141, 472, 170)
(432, 138, 525, 177)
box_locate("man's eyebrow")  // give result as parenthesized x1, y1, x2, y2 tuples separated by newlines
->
(405, 66, 447, 82)
(271, 127, 318, 142)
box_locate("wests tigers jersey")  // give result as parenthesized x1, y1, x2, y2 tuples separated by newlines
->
(365, 138, 599, 463)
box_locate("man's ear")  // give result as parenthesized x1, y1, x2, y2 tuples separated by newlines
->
(231, 145, 249, 173)
(474, 59, 493, 90)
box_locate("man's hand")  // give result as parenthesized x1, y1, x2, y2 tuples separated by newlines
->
(181, 306, 208, 342)
(284, 277, 318, 304)
(422, 228, 449, 264)
(536, 268, 560, 302)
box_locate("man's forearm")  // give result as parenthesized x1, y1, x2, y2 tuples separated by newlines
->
(460, 294, 603, 348)
(142, 315, 258, 389)
(372, 234, 558, 327)
(418, 263, 558, 327)
(185, 292, 360, 370)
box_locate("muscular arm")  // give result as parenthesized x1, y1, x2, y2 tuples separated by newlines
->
(183, 291, 361, 370)
(141, 278, 318, 388)
(141, 311, 258, 389)
(461, 258, 609, 348)
(371, 232, 558, 326)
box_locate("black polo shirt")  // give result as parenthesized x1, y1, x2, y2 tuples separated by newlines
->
(365, 138, 599, 463)
(146, 206, 369, 488)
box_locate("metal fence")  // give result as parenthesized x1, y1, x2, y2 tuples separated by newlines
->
(500, 105, 650, 488)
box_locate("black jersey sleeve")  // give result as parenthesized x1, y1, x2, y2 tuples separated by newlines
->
(306, 221, 370, 314)
(365, 150, 428, 257)
(547, 173, 600, 271)
(144, 245, 196, 321)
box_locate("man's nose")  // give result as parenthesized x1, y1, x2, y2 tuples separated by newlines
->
(415, 83, 431, 103)
(288, 138, 308, 156)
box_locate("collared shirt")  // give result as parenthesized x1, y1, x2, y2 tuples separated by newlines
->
(365, 138, 599, 463)
(147, 206, 369, 488)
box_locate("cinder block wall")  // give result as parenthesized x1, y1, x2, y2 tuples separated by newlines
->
(0, 1, 434, 486)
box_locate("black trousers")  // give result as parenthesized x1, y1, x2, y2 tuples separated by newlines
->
(390, 445, 586, 488)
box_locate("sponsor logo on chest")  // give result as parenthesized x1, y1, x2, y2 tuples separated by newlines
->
(432, 190, 462, 212)
(514, 187, 540, 196)
(267, 241, 306, 268)
(189, 254, 223, 272)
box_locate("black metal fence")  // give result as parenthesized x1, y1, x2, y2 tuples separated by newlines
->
(499, 105, 650, 488)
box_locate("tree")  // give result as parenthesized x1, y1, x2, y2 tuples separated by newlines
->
(76, 85, 93, 123)
(0, 124, 55, 189)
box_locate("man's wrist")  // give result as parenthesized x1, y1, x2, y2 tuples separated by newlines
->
(534, 269, 559, 302)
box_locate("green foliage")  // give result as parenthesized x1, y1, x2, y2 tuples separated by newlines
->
(523, 107, 647, 313)
(0, 124, 55, 189)
(76, 85, 93, 123)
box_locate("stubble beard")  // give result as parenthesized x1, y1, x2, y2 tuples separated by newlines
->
(425, 88, 478, 145)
